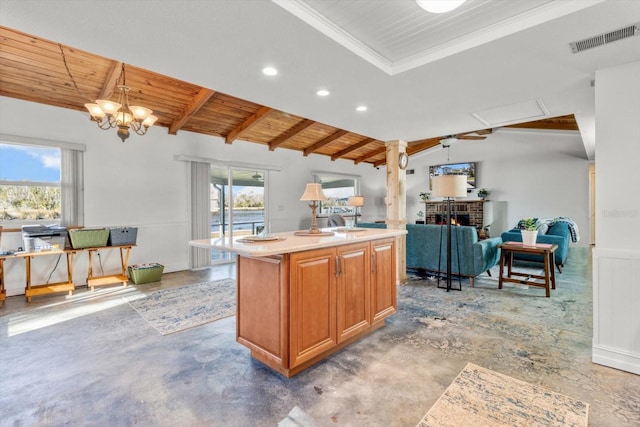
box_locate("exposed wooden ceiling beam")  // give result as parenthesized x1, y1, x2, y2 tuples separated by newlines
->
(373, 158, 387, 168)
(97, 61, 123, 100)
(168, 88, 216, 135)
(505, 114, 578, 131)
(331, 137, 377, 161)
(268, 118, 315, 151)
(354, 146, 386, 164)
(303, 130, 348, 156)
(225, 106, 272, 144)
(407, 138, 440, 155)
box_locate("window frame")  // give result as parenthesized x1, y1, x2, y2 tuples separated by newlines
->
(311, 171, 361, 217)
(0, 134, 85, 229)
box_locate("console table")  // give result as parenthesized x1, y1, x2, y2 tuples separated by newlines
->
(0, 245, 134, 302)
(190, 228, 406, 377)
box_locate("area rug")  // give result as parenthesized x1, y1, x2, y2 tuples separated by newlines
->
(127, 279, 236, 335)
(417, 363, 589, 427)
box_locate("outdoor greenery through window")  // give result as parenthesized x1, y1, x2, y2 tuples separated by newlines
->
(314, 173, 358, 216)
(0, 142, 61, 222)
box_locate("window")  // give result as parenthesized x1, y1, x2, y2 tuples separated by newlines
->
(0, 136, 84, 227)
(313, 172, 360, 216)
(0, 143, 61, 222)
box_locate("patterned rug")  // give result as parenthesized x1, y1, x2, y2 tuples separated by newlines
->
(128, 279, 236, 335)
(417, 363, 589, 427)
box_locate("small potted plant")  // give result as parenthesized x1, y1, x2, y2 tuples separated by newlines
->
(419, 192, 431, 202)
(520, 218, 538, 246)
(416, 210, 425, 224)
(477, 188, 490, 199)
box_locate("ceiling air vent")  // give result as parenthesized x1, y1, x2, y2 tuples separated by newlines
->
(570, 23, 640, 53)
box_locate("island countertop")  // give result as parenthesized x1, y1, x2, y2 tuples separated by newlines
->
(189, 227, 406, 257)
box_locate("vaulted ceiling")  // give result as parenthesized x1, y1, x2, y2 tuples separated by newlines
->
(1, 1, 639, 165)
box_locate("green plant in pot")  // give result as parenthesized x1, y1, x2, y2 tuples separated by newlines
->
(521, 217, 538, 246)
(416, 210, 425, 224)
(419, 192, 431, 202)
(477, 188, 490, 199)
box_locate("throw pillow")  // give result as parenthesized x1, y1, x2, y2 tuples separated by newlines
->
(536, 222, 548, 235)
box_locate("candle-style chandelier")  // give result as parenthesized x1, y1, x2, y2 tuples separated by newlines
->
(84, 63, 158, 142)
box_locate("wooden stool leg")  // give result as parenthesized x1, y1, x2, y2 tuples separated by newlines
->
(543, 251, 551, 297)
(550, 253, 556, 290)
(498, 250, 505, 290)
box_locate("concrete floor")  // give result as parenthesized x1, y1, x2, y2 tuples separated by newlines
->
(1, 248, 639, 426)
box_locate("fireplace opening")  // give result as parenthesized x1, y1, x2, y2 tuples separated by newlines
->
(435, 214, 470, 226)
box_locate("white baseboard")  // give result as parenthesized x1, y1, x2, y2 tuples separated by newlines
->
(592, 345, 640, 375)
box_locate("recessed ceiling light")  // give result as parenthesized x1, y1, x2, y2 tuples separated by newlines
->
(262, 67, 278, 76)
(356, 105, 368, 112)
(316, 89, 330, 96)
(416, 0, 466, 14)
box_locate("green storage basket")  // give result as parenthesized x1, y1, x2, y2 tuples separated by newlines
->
(68, 228, 110, 249)
(128, 263, 164, 284)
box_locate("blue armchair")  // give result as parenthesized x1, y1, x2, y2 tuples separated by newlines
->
(359, 223, 502, 286)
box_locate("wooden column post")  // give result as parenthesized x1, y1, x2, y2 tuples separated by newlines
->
(385, 140, 407, 282)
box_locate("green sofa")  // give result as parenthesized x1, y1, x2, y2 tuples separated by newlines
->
(359, 223, 502, 286)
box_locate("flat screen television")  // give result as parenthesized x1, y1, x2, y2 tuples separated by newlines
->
(429, 161, 476, 193)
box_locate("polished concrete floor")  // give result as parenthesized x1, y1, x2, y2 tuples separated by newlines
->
(1, 248, 639, 426)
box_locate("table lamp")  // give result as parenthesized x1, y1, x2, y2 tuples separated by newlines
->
(300, 183, 327, 234)
(348, 195, 364, 225)
(432, 174, 467, 291)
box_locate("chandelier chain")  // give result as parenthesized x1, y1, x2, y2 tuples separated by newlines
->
(59, 44, 93, 102)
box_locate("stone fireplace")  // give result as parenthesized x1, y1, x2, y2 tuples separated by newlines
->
(424, 200, 486, 229)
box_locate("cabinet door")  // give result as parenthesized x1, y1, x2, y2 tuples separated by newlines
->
(336, 242, 371, 343)
(371, 238, 397, 324)
(290, 248, 337, 368)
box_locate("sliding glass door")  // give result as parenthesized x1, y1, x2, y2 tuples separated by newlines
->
(210, 167, 266, 263)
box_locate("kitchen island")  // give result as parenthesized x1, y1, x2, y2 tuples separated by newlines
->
(189, 227, 406, 377)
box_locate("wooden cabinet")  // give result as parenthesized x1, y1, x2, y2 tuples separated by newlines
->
(236, 236, 397, 377)
(336, 242, 371, 343)
(290, 247, 337, 368)
(371, 238, 396, 323)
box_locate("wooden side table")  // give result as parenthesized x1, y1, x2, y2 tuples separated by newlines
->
(0, 257, 7, 304)
(498, 242, 558, 297)
(23, 250, 76, 302)
(86, 245, 134, 291)
(0, 245, 135, 301)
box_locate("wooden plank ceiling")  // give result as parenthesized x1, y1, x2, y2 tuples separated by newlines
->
(0, 26, 578, 167)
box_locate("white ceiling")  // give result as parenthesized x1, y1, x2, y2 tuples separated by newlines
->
(274, 0, 579, 74)
(2, 0, 640, 160)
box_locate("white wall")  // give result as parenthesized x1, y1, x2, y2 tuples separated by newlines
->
(0, 97, 385, 296)
(592, 60, 640, 375)
(405, 129, 591, 244)
(0, 95, 594, 299)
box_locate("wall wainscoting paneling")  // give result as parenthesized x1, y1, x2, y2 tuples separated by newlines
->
(592, 247, 640, 375)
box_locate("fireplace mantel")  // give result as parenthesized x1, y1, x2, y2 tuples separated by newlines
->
(424, 199, 486, 229)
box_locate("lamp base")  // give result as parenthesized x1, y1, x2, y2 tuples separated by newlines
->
(294, 230, 335, 236)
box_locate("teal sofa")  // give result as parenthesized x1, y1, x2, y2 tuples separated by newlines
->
(500, 221, 571, 272)
(359, 223, 502, 286)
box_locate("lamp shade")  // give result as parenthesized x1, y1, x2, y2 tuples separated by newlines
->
(348, 195, 365, 207)
(431, 175, 467, 198)
(300, 183, 327, 201)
